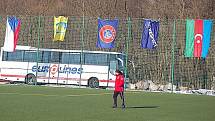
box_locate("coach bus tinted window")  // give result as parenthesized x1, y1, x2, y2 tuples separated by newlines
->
(51, 51, 61, 63)
(41, 51, 51, 63)
(61, 52, 80, 64)
(84, 53, 108, 65)
(23, 50, 37, 62)
(109, 54, 117, 61)
(3, 50, 23, 61)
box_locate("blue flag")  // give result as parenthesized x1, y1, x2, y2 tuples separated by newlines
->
(97, 18, 118, 48)
(141, 19, 159, 49)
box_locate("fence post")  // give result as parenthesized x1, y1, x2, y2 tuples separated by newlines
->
(80, 1, 85, 88)
(171, 19, 176, 92)
(36, 16, 41, 85)
(125, 17, 131, 89)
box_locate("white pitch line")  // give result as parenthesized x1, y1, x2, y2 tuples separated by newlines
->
(0, 91, 140, 97)
(65, 93, 112, 97)
(0, 92, 58, 97)
(0, 92, 112, 97)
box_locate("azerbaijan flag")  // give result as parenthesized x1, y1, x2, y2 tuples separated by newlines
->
(184, 19, 213, 58)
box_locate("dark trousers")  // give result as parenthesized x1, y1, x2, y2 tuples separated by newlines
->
(113, 91, 125, 107)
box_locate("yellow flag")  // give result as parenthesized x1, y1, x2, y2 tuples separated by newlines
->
(53, 16, 68, 41)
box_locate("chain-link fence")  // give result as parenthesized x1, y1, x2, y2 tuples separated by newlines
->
(0, 16, 215, 90)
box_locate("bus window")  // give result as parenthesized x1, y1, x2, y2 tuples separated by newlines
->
(3, 50, 23, 61)
(51, 51, 61, 63)
(117, 54, 125, 71)
(23, 50, 50, 63)
(61, 52, 80, 64)
(109, 54, 117, 61)
(109, 61, 117, 75)
(23, 50, 37, 62)
(41, 51, 51, 63)
(84, 53, 108, 66)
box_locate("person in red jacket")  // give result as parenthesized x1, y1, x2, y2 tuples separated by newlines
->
(112, 70, 125, 109)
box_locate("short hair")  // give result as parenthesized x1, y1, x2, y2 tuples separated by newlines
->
(115, 70, 123, 75)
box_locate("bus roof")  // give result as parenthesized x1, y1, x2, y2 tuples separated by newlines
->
(2, 45, 125, 55)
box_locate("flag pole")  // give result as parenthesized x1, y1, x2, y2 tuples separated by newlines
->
(80, 1, 85, 88)
(171, 19, 176, 93)
(35, 15, 41, 85)
(125, 17, 131, 89)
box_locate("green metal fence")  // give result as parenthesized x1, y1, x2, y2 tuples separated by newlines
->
(0, 16, 215, 90)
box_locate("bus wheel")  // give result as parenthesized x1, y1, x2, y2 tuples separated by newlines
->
(88, 77, 99, 88)
(25, 74, 36, 85)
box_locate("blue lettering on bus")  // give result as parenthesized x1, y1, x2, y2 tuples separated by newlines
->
(71, 67, 77, 74)
(77, 68, 83, 74)
(32, 65, 50, 72)
(59, 66, 67, 73)
(32, 65, 83, 74)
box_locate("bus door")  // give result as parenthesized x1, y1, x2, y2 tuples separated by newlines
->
(108, 60, 117, 87)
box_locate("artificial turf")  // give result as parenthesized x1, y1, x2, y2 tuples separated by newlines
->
(0, 85, 214, 121)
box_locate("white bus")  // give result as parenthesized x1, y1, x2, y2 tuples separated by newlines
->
(0, 45, 126, 88)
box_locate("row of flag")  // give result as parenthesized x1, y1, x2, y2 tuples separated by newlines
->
(3, 16, 213, 58)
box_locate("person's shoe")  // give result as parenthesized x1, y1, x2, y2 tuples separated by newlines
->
(112, 105, 117, 108)
(122, 105, 126, 109)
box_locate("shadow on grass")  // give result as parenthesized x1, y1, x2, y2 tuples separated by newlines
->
(125, 106, 160, 109)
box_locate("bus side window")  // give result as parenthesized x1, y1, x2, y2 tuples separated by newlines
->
(61, 52, 80, 64)
(42, 51, 51, 63)
(69, 53, 81, 64)
(23, 50, 37, 62)
(84, 53, 108, 66)
(3, 50, 23, 61)
(51, 51, 61, 63)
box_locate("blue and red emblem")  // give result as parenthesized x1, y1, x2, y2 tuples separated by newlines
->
(99, 25, 116, 43)
(97, 18, 118, 48)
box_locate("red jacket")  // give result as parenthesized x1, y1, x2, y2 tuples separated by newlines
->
(114, 74, 124, 92)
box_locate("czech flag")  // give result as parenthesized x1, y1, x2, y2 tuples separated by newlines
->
(97, 18, 118, 48)
(3, 16, 21, 52)
(184, 19, 213, 58)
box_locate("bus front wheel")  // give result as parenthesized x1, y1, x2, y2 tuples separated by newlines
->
(25, 74, 37, 85)
(88, 77, 99, 88)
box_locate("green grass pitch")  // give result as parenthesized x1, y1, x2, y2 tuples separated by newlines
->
(0, 85, 214, 121)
